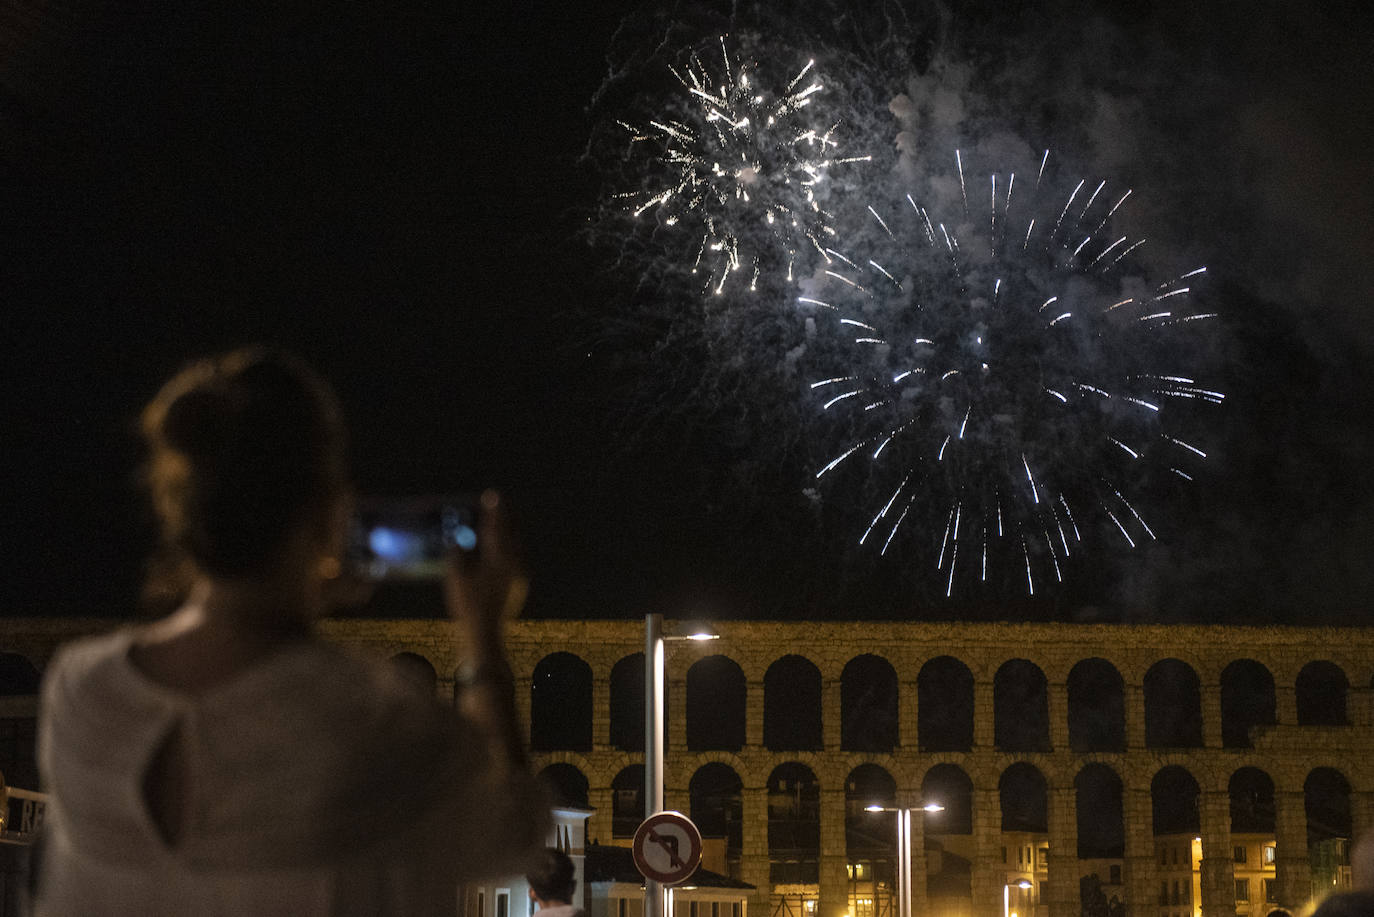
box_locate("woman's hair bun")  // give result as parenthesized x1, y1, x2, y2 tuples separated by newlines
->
(142, 346, 347, 578)
(158, 384, 238, 461)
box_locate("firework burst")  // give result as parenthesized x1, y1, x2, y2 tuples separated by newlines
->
(612, 36, 870, 297)
(808, 151, 1224, 597)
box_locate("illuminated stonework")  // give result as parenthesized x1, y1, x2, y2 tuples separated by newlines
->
(5, 618, 1372, 917)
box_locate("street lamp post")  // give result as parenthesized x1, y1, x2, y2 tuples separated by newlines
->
(645, 614, 719, 917)
(645, 614, 665, 917)
(864, 803, 944, 917)
(1003, 879, 1033, 917)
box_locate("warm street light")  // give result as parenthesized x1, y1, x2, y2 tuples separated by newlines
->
(675, 622, 720, 643)
(1004, 879, 1033, 917)
(645, 615, 720, 917)
(864, 802, 944, 917)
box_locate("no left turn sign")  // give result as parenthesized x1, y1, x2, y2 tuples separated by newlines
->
(632, 810, 703, 885)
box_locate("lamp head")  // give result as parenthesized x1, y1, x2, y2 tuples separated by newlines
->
(665, 620, 720, 642)
(864, 802, 941, 813)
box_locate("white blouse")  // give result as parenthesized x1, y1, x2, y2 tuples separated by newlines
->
(37, 628, 546, 916)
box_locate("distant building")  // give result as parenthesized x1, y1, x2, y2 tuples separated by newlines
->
(456, 798, 755, 917)
(5, 618, 1373, 917)
(0, 648, 44, 917)
(0, 783, 46, 917)
(463, 805, 593, 917)
(582, 841, 753, 917)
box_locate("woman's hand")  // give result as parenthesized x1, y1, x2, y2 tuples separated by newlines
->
(445, 490, 529, 769)
(445, 490, 528, 644)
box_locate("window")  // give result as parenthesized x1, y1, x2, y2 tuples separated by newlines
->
(1160, 848, 1168, 866)
(1039, 847, 1049, 866)
(713, 903, 720, 917)
(1264, 879, 1278, 903)
(1160, 882, 1169, 905)
(613, 786, 642, 838)
(1263, 845, 1276, 865)
(0, 719, 36, 780)
(477, 893, 486, 917)
(1110, 865, 1121, 885)
(1171, 880, 1180, 905)
(619, 900, 628, 917)
(1234, 846, 1247, 864)
(1017, 847, 1023, 865)
(733, 904, 742, 917)
(1002, 846, 1008, 864)
(1039, 883, 1048, 904)
(497, 892, 509, 917)
(1235, 879, 1249, 902)
(690, 902, 699, 917)
(1171, 847, 1179, 865)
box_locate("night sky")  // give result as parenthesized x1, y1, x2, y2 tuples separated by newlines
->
(1, 1, 1371, 625)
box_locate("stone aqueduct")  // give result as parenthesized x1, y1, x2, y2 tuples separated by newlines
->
(5, 618, 1374, 917)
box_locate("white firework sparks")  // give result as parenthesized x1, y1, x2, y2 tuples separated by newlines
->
(809, 151, 1224, 597)
(614, 36, 870, 296)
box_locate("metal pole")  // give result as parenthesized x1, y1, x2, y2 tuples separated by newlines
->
(645, 614, 665, 917)
(1003, 884, 1009, 917)
(897, 808, 912, 917)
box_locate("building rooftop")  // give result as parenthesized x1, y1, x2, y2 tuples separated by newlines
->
(583, 843, 755, 891)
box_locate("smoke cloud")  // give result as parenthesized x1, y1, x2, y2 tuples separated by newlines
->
(579, 0, 1374, 620)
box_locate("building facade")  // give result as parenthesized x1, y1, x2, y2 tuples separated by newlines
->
(3, 618, 1373, 917)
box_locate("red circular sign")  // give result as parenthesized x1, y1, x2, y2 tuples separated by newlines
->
(632, 810, 703, 885)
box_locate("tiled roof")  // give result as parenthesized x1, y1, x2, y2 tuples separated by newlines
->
(584, 844, 755, 891)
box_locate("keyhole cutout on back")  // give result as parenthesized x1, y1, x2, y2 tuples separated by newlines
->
(141, 721, 188, 848)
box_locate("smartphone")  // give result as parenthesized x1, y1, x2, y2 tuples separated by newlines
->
(347, 495, 480, 580)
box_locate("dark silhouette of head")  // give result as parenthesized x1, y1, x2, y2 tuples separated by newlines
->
(141, 346, 348, 586)
(526, 847, 577, 905)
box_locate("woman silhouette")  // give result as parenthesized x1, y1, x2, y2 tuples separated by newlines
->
(36, 347, 546, 915)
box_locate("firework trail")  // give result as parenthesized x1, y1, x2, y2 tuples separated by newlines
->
(808, 151, 1223, 597)
(612, 36, 871, 297)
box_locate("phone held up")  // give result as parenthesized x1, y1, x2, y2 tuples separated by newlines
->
(347, 495, 481, 581)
